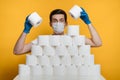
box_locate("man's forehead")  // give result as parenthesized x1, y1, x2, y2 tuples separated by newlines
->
(52, 14, 65, 19)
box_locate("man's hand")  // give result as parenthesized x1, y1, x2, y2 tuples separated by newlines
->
(23, 16, 32, 34)
(80, 8, 91, 24)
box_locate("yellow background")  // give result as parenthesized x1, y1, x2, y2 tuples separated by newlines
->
(0, 0, 120, 80)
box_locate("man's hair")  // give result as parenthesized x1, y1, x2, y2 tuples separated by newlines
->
(49, 9, 67, 22)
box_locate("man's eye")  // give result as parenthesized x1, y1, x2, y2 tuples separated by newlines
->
(52, 20, 57, 23)
(60, 19, 65, 22)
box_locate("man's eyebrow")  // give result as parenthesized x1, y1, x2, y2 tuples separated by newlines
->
(60, 17, 64, 19)
(60, 18, 64, 20)
(60, 18, 65, 21)
(52, 18, 57, 20)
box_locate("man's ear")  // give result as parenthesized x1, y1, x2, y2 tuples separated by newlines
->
(65, 21, 68, 27)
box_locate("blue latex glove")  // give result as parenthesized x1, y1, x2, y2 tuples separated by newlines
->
(23, 16, 32, 34)
(80, 8, 91, 24)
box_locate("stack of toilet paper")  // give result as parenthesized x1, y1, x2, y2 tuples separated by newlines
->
(14, 25, 105, 80)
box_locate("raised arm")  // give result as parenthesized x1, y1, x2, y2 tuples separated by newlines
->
(13, 16, 33, 55)
(80, 8, 102, 47)
(85, 24, 102, 47)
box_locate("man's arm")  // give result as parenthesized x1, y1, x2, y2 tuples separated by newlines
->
(13, 16, 33, 55)
(13, 32, 32, 55)
(85, 24, 102, 47)
(80, 8, 102, 47)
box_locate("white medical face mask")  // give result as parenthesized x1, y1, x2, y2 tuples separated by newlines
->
(52, 22, 65, 34)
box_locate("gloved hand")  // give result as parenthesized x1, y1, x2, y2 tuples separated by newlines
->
(80, 8, 91, 24)
(23, 16, 32, 34)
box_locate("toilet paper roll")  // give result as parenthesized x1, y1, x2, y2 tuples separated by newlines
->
(78, 45, 91, 55)
(31, 44, 42, 56)
(31, 39, 38, 45)
(38, 55, 50, 65)
(64, 75, 78, 80)
(61, 56, 71, 65)
(38, 35, 49, 46)
(26, 54, 38, 65)
(88, 65, 101, 76)
(72, 35, 85, 46)
(19, 64, 30, 80)
(49, 35, 60, 46)
(60, 35, 72, 46)
(42, 65, 53, 75)
(78, 76, 98, 80)
(65, 64, 77, 75)
(19, 64, 30, 75)
(71, 55, 81, 65)
(69, 5, 83, 19)
(49, 56, 61, 65)
(53, 64, 66, 76)
(28, 12, 42, 27)
(78, 65, 89, 76)
(42, 76, 53, 80)
(79, 55, 86, 65)
(31, 75, 42, 80)
(84, 55, 94, 65)
(43, 46, 55, 56)
(55, 45, 68, 56)
(31, 65, 42, 76)
(67, 25, 79, 36)
(67, 45, 78, 56)
(100, 75, 106, 80)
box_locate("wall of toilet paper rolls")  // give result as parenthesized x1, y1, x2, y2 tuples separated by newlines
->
(18, 32, 103, 80)
(0, 0, 120, 80)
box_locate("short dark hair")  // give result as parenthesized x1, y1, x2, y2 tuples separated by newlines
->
(49, 9, 67, 22)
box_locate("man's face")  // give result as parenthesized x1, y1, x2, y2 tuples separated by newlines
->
(50, 14, 67, 34)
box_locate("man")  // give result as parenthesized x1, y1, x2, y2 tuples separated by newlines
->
(13, 8, 102, 55)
